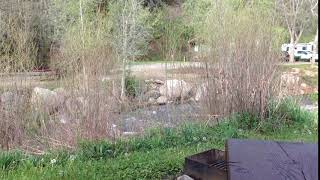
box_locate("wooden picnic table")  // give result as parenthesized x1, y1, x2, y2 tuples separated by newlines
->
(226, 139, 318, 180)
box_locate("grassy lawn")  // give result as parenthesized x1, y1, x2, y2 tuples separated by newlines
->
(0, 108, 317, 179)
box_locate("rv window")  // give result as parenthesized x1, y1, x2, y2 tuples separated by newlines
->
(302, 47, 307, 50)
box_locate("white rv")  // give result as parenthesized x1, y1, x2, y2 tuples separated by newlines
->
(281, 42, 314, 52)
(281, 42, 318, 61)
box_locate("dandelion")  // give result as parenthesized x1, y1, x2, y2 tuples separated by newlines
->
(202, 137, 207, 141)
(59, 170, 64, 176)
(307, 129, 312, 135)
(69, 155, 76, 161)
(50, 159, 57, 164)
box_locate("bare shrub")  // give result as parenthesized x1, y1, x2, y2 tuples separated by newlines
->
(0, 89, 30, 150)
(198, 2, 281, 120)
(0, 13, 122, 151)
(40, 20, 121, 148)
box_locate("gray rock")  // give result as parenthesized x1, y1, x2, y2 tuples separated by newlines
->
(123, 117, 145, 132)
(122, 131, 139, 137)
(280, 73, 300, 87)
(148, 97, 157, 104)
(157, 96, 167, 105)
(154, 79, 164, 84)
(30, 87, 63, 113)
(147, 83, 160, 91)
(279, 73, 301, 96)
(301, 105, 318, 112)
(159, 79, 192, 100)
(144, 90, 161, 100)
(195, 83, 208, 102)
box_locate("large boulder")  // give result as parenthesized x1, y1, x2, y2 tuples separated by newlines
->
(279, 73, 300, 96)
(144, 90, 161, 100)
(159, 80, 192, 100)
(30, 87, 64, 113)
(148, 97, 157, 104)
(145, 79, 163, 92)
(195, 83, 208, 102)
(280, 73, 300, 87)
(304, 70, 316, 77)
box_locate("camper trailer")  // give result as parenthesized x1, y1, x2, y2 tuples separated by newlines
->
(281, 42, 318, 61)
(281, 43, 314, 52)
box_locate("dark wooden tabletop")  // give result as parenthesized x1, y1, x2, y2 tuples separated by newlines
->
(226, 139, 318, 180)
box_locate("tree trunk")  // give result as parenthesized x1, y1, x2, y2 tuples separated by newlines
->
(120, 57, 126, 100)
(120, 15, 128, 100)
(289, 36, 295, 63)
(311, 28, 318, 64)
(79, 0, 88, 92)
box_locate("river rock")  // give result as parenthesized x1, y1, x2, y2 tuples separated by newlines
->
(144, 90, 161, 100)
(157, 96, 167, 105)
(159, 79, 192, 100)
(195, 83, 208, 102)
(30, 87, 63, 113)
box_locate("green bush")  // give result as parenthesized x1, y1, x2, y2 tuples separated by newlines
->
(0, 151, 24, 171)
(226, 98, 317, 133)
(268, 98, 314, 124)
(125, 74, 140, 98)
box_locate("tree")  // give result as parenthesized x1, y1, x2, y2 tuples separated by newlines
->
(0, 0, 51, 72)
(109, 0, 150, 100)
(276, 0, 312, 62)
(309, 0, 318, 64)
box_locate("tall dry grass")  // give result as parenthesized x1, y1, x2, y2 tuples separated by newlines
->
(197, 3, 281, 120)
(0, 12, 123, 152)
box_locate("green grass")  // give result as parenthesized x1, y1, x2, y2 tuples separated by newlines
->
(1, 124, 317, 179)
(301, 75, 318, 88)
(308, 93, 319, 103)
(278, 63, 318, 71)
(0, 101, 318, 179)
